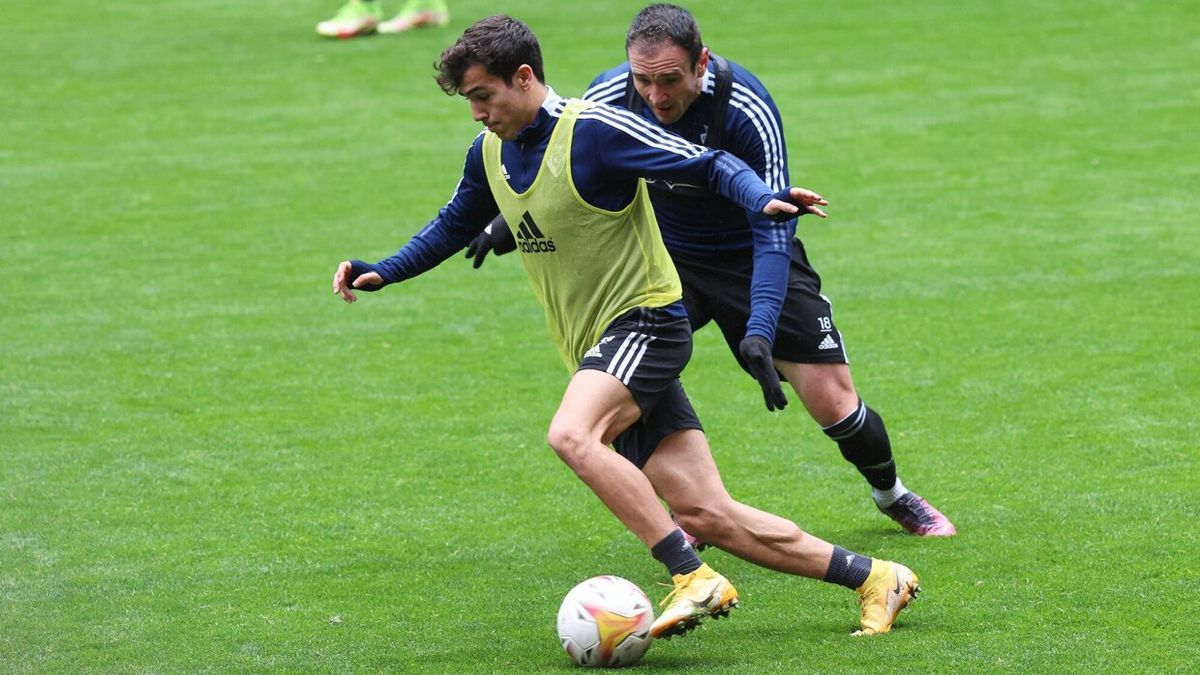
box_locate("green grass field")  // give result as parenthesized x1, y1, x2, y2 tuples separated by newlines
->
(3, 0, 1198, 671)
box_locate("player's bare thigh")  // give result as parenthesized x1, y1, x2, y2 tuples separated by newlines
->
(546, 369, 643, 461)
(775, 360, 859, 427)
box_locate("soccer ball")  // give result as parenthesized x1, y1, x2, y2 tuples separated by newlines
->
(556, 575, 655, 667)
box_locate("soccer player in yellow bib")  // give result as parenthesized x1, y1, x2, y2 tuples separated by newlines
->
(467, 3, 956, 539)
(332, 15, 919, 639)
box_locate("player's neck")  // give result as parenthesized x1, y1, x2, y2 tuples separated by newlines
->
(527, 82, 550, 117)
(511, 83, 550, 133)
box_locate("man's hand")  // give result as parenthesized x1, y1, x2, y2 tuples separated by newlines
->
(332, 260, 384, 304)
(739, 335, 788, 411)
(763, 186, 828, 222)
(464, 215, 517, 269)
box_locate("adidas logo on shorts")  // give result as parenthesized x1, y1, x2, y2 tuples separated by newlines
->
(584, 336, 615, 360)
(818, 334, 839, 350)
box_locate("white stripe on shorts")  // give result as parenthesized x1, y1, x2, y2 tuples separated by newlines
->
(607, 332, 656, 384)
(619, 335, 656, 384)
(608, 333, 638, 375)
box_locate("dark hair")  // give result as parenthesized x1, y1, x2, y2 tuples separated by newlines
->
(625, 4, 703, 67)
(435, 15, 545, 95)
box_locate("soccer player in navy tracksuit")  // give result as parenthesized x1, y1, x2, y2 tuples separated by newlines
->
(466, 4, 955, 537)
(333, 15, 920, 639)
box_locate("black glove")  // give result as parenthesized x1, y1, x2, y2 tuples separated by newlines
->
(464, 215, 517, 268)
(739, 335, 788, 411)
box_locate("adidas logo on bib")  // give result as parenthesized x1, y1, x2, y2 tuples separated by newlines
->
(516, 211, 556, 253)
(818, 334, 839, 350)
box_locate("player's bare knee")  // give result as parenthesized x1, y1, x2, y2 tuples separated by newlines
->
(546, 424, 591, 468)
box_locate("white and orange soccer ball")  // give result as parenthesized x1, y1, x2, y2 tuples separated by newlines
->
(556, 575, 655, 667)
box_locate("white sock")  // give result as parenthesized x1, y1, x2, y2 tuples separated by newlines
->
(872, 477, 909, 508)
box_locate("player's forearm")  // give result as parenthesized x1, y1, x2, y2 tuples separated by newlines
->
(374, 143, 497, 284)
(744, 249, 790, 344)
(705, 151, 776, 215)
(372, 215, 479, 284)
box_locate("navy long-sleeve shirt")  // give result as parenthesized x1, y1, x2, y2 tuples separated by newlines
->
(370, 89, 787, 339)
(584, 58, 798, 343)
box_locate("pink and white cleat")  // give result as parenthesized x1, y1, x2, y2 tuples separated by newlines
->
(878, 492, 956, 536)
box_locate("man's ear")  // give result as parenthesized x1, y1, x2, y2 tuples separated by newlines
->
(696, 46, 710, 77)
(514, 64, 536, 90)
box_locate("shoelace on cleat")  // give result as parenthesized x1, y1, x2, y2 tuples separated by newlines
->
(656, 570, 702, 608)
(657, 583, 686, 609)
(905, 495, 935, 522)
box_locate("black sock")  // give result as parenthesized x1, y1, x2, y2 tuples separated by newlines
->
(823, 546, 874, 590)
(823, 401, 898, 490)
(651, 528, 702, 577)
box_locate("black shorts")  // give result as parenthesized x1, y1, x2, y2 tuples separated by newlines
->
(673, 239, 849, 370)
(577, 305, 703, 468)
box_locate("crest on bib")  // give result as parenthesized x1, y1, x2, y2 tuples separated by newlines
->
(546, 145, 566, 177)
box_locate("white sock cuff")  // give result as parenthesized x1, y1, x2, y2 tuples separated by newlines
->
(872, 477, 908, 507)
